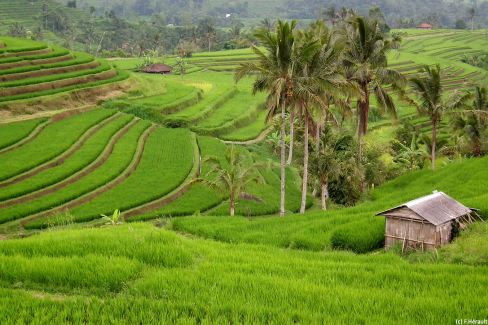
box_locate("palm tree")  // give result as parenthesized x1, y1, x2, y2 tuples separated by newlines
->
(292, 21, 350, 213)
(408, 65, 472, 170)
(201, 146, 265, 216)
(342, 16, 405, 154)
(235, 20, 297, 217)
(452, 86, 488, 156)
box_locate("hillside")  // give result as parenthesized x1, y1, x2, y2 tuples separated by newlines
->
(0, 0, 88, 34)
(0, 157, 486, 323)
(0, 26, 487, 323)
(0, 37, 128, 118)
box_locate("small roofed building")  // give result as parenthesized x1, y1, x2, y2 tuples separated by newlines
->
(417, 22, 433, 30)
(142, 63, 173, 74)
(377, 191, 480, 251)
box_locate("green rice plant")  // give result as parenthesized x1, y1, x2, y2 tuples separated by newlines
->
(4, 120, 151, 226)
(0, 69, 129, 102)
(0, 114, 133, 201)
(0, 60, 111, 88)
(0, 118, 46, 150)
(0, 52, 94, 77)
(0, 109, 115, 181)
(173, 156, 488, 252)
(65, 128, 195, 223)
(0, 223, 487, 323)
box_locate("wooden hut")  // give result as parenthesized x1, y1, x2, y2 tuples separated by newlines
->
(417, 22, 433, 30)
(376, 191, 479, 251)
(142, 63, 173, 74)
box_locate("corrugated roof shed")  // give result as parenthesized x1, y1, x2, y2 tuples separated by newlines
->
(377, 192, 473, 226)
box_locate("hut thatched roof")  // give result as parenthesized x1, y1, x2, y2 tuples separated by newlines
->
(142, 63, 172, 73)
(377, 191, 473, 225)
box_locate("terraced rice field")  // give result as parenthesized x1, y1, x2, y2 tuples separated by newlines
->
(0, 37, 128, 103)
(0, 0, 88, 34)
(0, 108, 303, 231)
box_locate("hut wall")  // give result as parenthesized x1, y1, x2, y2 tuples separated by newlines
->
(435, 222, 452, 245)
(385, 217, 437, 250)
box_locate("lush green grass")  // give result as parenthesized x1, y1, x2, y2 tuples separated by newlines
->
(64, 128, 195, 223)
(220, 109, 268, 141)
(173, 156, 488, 253)
(0, 118, 46, 150)
(0, 120, 152, 226)
(0, 223, 486, 323)
(0, 52, 94, 77)
(0, 109, 115, 181)
(0, 69, 129, 103)
(0, 114, 133, 201)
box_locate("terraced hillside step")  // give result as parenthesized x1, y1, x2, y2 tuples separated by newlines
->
(20, 124, 156, 227)
(1, 120, 151, 227)
(0, 109, 115, 182)
(0, 116, 137, 206)
(0, 54, 73, 71)
(0, 112, 123, 190)
(0, 69, 117, 98)
(0, 119, 49, 154)
(0, 60, 99, 82)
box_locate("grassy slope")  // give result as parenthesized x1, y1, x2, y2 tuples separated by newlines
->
(173, 156, 488, 252)
(0, 222, 486, 323)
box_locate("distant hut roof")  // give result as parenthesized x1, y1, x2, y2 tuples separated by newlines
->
(142, 63, 172, 74)
(417, 22, 433, 29)
(376, 191, 473, 226)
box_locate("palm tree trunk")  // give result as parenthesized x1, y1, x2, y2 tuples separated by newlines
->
(359, 83, 370, 136)
(431, 119, 437, 170)
(279, 101, 287, 217)
(287, 110, 295, 165)
(321, 179, 329, 210)
(315, 123, 321, 152)
(473, 138, 482, 157)
(230, 200, 235, 216)
(300, 118, 309, 214)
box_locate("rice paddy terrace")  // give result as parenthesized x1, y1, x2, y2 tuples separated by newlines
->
(108, 29, 488, 145)
(0, 30, 487, 323)
(0, 0, 87, 34)
(0, 37, 128, 118)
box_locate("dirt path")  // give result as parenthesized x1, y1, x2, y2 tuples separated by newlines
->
(0, 119, 50, 154)
(123, 133, 201, 219)
(0, 113, 122, 189)
(0, 118, 138, 209)
(21, 124, 156, 226)
(223, 127, 272, 146)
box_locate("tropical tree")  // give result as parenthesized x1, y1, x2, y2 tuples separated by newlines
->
(235, 20, 297, 217)
(310, 127, 360, 209)
(408, 64, 471, 170)
(342, 16, 405, 154)
(452, 86, 488, 156)
(392, 134, 426, 171)
(201, 146, 265, 216)
(292, 21, 350, 213)
(175, 57, 186, 78)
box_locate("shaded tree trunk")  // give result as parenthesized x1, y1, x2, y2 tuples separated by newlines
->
(229, 195, 235, 216)
(279, 101, 287, 217)
(473, 138, 482, 157)
(300, 118, 309, 214)
(287, 110, 295, 165)
(431, 119, 437, 170)
(321, 179, 329, 210)
(358, 83, 370, 136)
